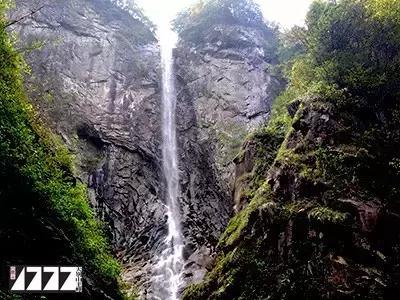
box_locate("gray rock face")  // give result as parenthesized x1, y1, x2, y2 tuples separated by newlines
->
(11, 0, 168, 292)
(175, 24, 282, 187)
(10, 0, 282, 297)
(174, 26, 282, 278)
(170, 25, 281, 282)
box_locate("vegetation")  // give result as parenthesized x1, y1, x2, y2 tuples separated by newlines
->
(184, 0, 400, 299)
(111, 0, 156, 34)
(173, 0, 279, 62)
(0, 1, 123, 298)
(239, 88, 296, 200)
(283, 0, 400, 204)
(174, 0, 266, 32)
(3, 0, 400, 298)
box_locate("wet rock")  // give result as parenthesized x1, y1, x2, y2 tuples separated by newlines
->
(174, 22, 283, 284)
(287, 98, 301, 118)
(183, 246, 215, 285)
(175, 24, 282, 185)
(10, 0, 165, 293)
(11, 0, 282, 296)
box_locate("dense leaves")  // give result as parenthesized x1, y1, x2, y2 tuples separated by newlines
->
(284, 0, 400, 201)
(290, 0, 400, 99)
(184, 0, 400, 299)
(173, 0, 277, 48)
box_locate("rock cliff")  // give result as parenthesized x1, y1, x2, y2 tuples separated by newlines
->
(183, 94, 397, 300)
(175, 22, 282, 282)
(10, 0, 281, 295)
(182, 1, 400, 299)
(11, 0, 165, 293)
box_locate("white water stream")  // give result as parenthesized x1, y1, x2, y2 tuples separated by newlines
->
(151, 21, 184, 300)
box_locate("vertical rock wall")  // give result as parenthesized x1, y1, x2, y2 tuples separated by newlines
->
(175, 23, 282, 283)
(10, 0, 282, 296)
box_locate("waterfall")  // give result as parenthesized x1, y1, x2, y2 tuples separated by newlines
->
(151, 20, 184, 300)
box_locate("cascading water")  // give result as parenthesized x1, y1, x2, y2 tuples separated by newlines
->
(151, 20, 184, 300)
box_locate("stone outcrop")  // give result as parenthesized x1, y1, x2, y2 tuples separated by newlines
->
(10, 0, 165, 293)
(175, 23, 282, 284)
(11, 0, 166, 291)
(183, 94, 398, 300)
(176, 24, 281, 184)
(10, 0, 281, 296)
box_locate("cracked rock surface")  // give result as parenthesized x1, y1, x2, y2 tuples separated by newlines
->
(175, 23, 283, 284)
(176, 24, 282, 187)
(11, 0, 282, 296)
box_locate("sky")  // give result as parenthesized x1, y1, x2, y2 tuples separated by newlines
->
(135, 0, 313, 30)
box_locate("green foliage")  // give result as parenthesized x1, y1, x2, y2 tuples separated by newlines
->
(219, 181, 273, 248)
(184, 1, 400, 299)
(244, 86, 298, 196)
(196, 86, 301, 297)
(0, 4, 122, 297)
(184, 207, 283, 300)
(367, 0, 400, 22)
(0, 0, 12, 11)
(290, 0, 400, 101)
(308, 206, 347, 224)
(173, 0, 278, 60)
(275, 0, 400, 202)
(277, 27, 306, 65)
(174, 0, 266, 33)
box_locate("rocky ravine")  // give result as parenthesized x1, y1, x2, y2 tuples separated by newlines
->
(10, 0, 281, 296)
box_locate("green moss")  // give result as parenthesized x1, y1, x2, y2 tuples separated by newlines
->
(282, 201, 347, 225)
(217, 79, 305, 256)
(184, 199, 285, 300)
(184, 0, 400, 298)
(314, 146, 368, 190)
(235, 147, 247, 163)
(240, 88, 300, 200)
(234, 172, 254, 200)
(308, 206, 347, 224)
(220, 181, 273, 248)
(219, 211, 249, 248)
(275, 147, 303, 165)
(299, 165, 323, 182)
(282, 201, 311, 218)
(183, 249, 238, 300)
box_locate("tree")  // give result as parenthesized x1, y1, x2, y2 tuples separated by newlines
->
(110, 0, 155, 32)
(287, 0, 400, 102)
(173, 0, 275, 44)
